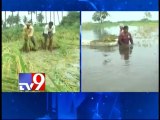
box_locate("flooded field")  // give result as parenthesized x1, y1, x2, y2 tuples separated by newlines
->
(82, 26, 158, 92)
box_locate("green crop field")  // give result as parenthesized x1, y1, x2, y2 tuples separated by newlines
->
(2, 12, 80, 92)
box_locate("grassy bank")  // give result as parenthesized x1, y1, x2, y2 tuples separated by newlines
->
(82, 20, 158, 30)
(2, 25, 80, 92)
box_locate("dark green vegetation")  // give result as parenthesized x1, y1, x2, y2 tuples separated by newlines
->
(92, 12, 109, 23)
(2, 12, 80, 92)
(83, 11, 157, 30)
(82, 20, 158, 30)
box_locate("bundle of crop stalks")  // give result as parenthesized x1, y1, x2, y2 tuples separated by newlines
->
(101, 35, 117, 42)
(39, 38, 45, 49)
(21, 39, 36, 52)
(39, 37, 60, 51)
(2, 48, 29, 91)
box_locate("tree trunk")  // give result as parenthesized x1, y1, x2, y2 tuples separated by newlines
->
(11, 11, 14, 27)
(57, 11, 60, 24)
(50, 11, 51, 21)
(31, 12, 32, 23)
(41, 11, 43, 23)
(100, 12, 102, 24)
(36, 11, 37, 21)
(45, 12, 47, 24)
(62, 11, 63, 19)
(5, 11, 6, 23)
(53, 12, 55, 25)
(12, 11, 13, 17)
(17, 11, 19, 25)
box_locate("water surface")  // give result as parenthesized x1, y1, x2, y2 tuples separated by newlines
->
(82, 26, 158, 92)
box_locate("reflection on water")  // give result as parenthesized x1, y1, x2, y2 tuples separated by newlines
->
(93, 27, 110, 40)
(82, 26, 158, 92)
(89, 45, 117, 52)
(119, 45, 133, 60)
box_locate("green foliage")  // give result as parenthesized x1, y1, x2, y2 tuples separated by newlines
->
(60, 12, 80, 28)
(3, 22, 7, 28)
(14, 14, 21, 25)
(144, 12, 152, 20)
(6, 15, 14, 27)
(2, 45, 29, 91)
(23, 16, 27, 24)
(37, 12, 44, 24)
(6, 14, 21, 26)
(2, 26, 23, 42)
(82, 20, 158, 30)
(92, 12, 110, 23)
(2, 24, 79, 92)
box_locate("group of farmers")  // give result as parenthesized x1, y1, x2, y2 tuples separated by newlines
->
(23, 21, 55, 51)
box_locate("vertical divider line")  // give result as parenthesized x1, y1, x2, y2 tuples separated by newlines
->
(80, 11, 82, 92)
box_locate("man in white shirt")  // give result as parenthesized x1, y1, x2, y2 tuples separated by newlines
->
(43, 22, 55, 50)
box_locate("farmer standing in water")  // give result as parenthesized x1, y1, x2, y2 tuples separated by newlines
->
(118, 25, 133, 46)
(118, 25, 133, 60)
(43, 21, 56, 51)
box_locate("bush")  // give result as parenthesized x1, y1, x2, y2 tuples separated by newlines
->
(60, 12, 80, 28)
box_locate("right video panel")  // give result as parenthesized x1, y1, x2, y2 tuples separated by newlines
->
(81, 11, 158, 92)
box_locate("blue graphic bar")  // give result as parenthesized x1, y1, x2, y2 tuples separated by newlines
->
(2, 92, 158, 119)
(2, 0, 159, 11)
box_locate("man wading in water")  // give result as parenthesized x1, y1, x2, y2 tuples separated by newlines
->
(43, 22, 56, 51)
(118, 25, 133, 46)
(118, 25, 133, 60)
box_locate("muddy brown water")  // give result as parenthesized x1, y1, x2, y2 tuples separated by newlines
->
(82, 26, 158, 92)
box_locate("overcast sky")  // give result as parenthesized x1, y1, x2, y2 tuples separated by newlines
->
(2, 11, 158, 25)
(2, 11, 68, 25)
(82, 11, 159, 23)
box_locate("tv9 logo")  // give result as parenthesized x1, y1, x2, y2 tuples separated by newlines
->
(19, 73, 45, 91)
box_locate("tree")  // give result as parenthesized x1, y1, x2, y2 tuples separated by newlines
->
(28, 11, 35, 23)
(4, 11, 6, 23)
(4, 11, 7, 28)
(11, 11, 14, 17)
(37, 12, 44, 24)
(14, 13, 21, 25)
(60, 12, 80, 27)
(50, 11, 52, 21)
(144, 12, 152, 20)
(53, 12, 55, 25)
(57, 11, 60, 24)
(45, 12, 47, 23)
(92, 12, 110, 23)
(35, 11, 38, 21)
(6, 15, 14, 27)
(62, 11, 63, 18)
(23, 16, 27, 24)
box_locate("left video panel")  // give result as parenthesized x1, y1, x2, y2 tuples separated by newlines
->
(2, 11, 80, 92)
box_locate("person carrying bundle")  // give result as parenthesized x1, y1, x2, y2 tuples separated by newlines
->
(22, 21, 36, 52)
(43, 21, 56, 51)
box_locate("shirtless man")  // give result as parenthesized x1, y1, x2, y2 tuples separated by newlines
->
(118, 25, 133, 46)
